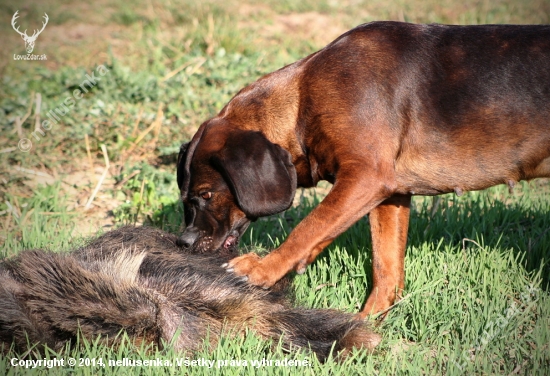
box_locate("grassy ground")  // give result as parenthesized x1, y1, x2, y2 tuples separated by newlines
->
(1, 0, 549, 374)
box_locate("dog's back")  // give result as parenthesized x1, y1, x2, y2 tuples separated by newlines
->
(296, 22, 550, 196)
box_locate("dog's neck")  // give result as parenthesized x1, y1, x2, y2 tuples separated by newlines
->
(218, 63, 315, 187)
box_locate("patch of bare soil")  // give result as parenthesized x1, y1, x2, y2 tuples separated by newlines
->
(10, 163, 119, 238)
(272, 12, 347, 46)
(238, 8, 348, 49)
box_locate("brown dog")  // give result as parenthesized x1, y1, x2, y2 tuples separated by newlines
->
(177, 21, 550, 318)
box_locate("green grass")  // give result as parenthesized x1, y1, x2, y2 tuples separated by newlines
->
(1, 182, 549, 375)
(1, 0, 550, 374)
(1, 182, 79, 256)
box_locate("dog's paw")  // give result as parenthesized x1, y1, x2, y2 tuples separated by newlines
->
(222, 252, 278, 288)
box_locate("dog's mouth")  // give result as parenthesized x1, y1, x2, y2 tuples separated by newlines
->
(223, 234, 238, 250)
(219, 218, 250, 254)
(226, 216, 250, 246)
(184, 218, 249, 256)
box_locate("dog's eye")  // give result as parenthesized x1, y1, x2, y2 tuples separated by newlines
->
(200, 192, 212, 200)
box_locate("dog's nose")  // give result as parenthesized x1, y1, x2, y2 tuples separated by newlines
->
(177, 227, 200, 249)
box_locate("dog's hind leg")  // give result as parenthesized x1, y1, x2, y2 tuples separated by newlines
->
(360, 195, 411, 318)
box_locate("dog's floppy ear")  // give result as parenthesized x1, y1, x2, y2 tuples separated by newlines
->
(211, 130, 297, 218)
(177, 142, 190, 191)
(177, 123, 208, 198)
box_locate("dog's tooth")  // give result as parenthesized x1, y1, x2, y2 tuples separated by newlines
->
(454, 187, 463, 196)
(221, 263, 228, 268)
(240, 276, 249, 282)
(225, 268, 234, 273)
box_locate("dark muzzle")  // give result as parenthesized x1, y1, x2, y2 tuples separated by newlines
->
(176, 227, 200, 249)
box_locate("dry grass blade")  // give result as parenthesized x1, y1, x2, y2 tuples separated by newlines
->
(85, 134, 96, 184)
(124, 103, 164, 156)
(84, 144, 110, 210)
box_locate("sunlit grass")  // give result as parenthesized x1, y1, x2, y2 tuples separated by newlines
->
(1, 0, 549, 374)
(1, 182, 549, 375)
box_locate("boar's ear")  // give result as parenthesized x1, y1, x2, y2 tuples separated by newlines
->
(211, 130, 297, 219)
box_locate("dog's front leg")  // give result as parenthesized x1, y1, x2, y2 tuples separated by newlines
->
(360, 195, 411, 318)
(225, 169, 393, 288)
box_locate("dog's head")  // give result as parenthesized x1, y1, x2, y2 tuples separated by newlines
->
(176, 119, 297, 254)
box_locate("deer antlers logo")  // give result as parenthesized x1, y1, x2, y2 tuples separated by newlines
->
(11, 11, 49, 54)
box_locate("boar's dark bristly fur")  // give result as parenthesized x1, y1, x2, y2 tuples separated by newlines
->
(0, 226, 380, 360)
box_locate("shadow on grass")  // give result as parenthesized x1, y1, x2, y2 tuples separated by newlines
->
(140, 200, 185, 235)
(241, 188, 549, 291)
(409, 194, 550, 290)
(148, 185, 549, 291)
